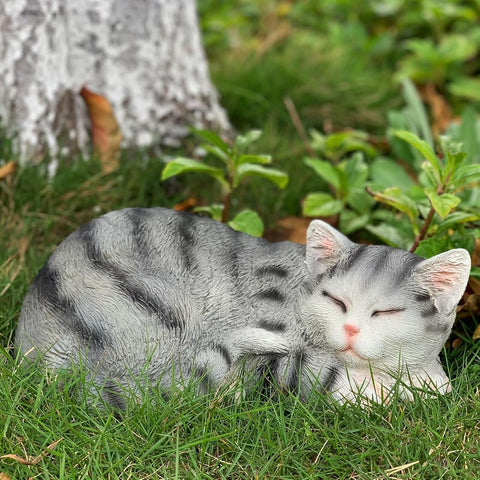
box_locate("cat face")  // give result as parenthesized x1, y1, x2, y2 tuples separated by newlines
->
(302, 221, 471, 373)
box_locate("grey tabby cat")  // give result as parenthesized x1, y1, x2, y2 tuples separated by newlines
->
(16, 207, 471, 405)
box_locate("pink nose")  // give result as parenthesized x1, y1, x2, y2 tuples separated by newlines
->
(344, 324, 360, 337)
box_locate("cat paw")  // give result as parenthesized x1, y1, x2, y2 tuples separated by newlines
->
(329, 369, 395, 405)
(400, 366, 451, 400)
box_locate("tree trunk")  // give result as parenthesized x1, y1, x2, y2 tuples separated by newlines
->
(0, 0, 229, 165)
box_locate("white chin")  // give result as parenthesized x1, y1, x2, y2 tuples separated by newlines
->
(340, 349, 368, 366)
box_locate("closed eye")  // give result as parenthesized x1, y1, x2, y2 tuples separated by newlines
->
(322, 290, 347, 313)
(371, 308, 405, 317)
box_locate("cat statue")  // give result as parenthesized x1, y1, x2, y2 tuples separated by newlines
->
(16, 208, 471, 406)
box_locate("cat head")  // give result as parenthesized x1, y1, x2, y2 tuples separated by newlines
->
(303, 220, 471, 375)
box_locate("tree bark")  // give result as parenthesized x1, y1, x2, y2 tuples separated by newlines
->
(0, 0, 229, 164)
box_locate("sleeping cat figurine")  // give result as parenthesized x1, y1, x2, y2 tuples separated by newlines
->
(16, 207, 471, 405)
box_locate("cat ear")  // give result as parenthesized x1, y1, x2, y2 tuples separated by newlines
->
(306, 220, 355, 277)
(412, 249, 471, 315)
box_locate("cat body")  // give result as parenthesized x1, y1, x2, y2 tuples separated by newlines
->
(16, 207, 471, 404)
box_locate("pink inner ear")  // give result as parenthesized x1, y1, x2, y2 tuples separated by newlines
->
(430, 270, 457, 290)
(321, 237, 336, 256)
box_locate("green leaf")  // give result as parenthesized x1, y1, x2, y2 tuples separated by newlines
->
(420, 161, 439, 188)
(370, 157, 415, 191)
(236, 154, 272, 166)
(449, 77, 480, 102)
(401, 79, 434, 149)
(228, 209, 264, 237)
(161, 157, 229, 189)
(414, 236, 452, 258)
(201, 144, 229, 163)
(457, 106, 480, 164)
(450, 164, 480, 189)
(436, 211, 479, 232)
(346, 188, 375, 214)
(439, 34, 477, 63)
(192, 129, 231, 154)
(234, 163, 288, 188)
(367, 187, 419, 230)
(340, 152, 369, 189)
(302, 192, 343, 217)
(424, 189, 461, 219)
(234, 130, 262, 151)
(194, 204, 224, 222)
(392, 130, 441, 177)
(339, 211, 369, 235)
(304, 157, 341, 190)
(443, 148, 466, 182)
(365, 223, 412, 250)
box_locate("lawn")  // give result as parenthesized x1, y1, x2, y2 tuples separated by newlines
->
(1, 0, 480, 478)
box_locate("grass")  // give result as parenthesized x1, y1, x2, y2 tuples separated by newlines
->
(1, 343, 480, 479)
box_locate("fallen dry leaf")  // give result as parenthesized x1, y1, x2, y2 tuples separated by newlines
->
(0, 473, 12, 480)
(473, 324, 480, 341)
(472, 238, 480, 267)
(468, 277, 480, 295)
(0, 438, 62, 466)
(452, 338, 463, 349)
(420, 83, 453, 135)
(0, 161, 17, 180)
(80, 87, 122, 174)
(173, 197, 198, 212)
(460, 294, 480, 316)
(264, 216, 312, 243)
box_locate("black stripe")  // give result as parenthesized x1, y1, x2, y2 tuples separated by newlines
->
(302, 281, 314, 295)
(395, 253, 424, 284)
(341, 245, 368, 273)
(258, 319, 286, 333)
(257, 288, 286, 303)
(286, 351, 304, 392)
(33, 264, 111, 349)
(194, 365, 214, 393)
(421, 304, 439, 318)
(257, 356, 281, 395)
(211, 343, 232, 369)
(103, 381, 127, 410)
(255, 265, 289, 278)
(80, 223, 183, 331)
(323, 365, 339, 391)
(127, 208, 152, 253)
(371, 249, 391, 277)
(414, 292, 439, 318)
(177, 213, 197, 271)
(225, 244, 241, 283)
(415, 292, 431, 303)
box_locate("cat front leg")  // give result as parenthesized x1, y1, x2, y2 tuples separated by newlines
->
(399, 359, 451, 400)
(329, 367, 396, 404)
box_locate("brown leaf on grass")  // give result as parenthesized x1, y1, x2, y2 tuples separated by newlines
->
(0, 473, 12, 480)
(0, 438, 62, 466)
(80, 87, 122, 174)
(419, 83, 453, 136)
(173, 197, 198, 212)
(468, 277, 480, 295)
(461, 294, 480, 315)
(473, 324, 480, 341)
(472, 238, 480, 268)
(264, 216, 312, 244)
(0, 161, 17, 180)
(452, 338, 463, 349)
